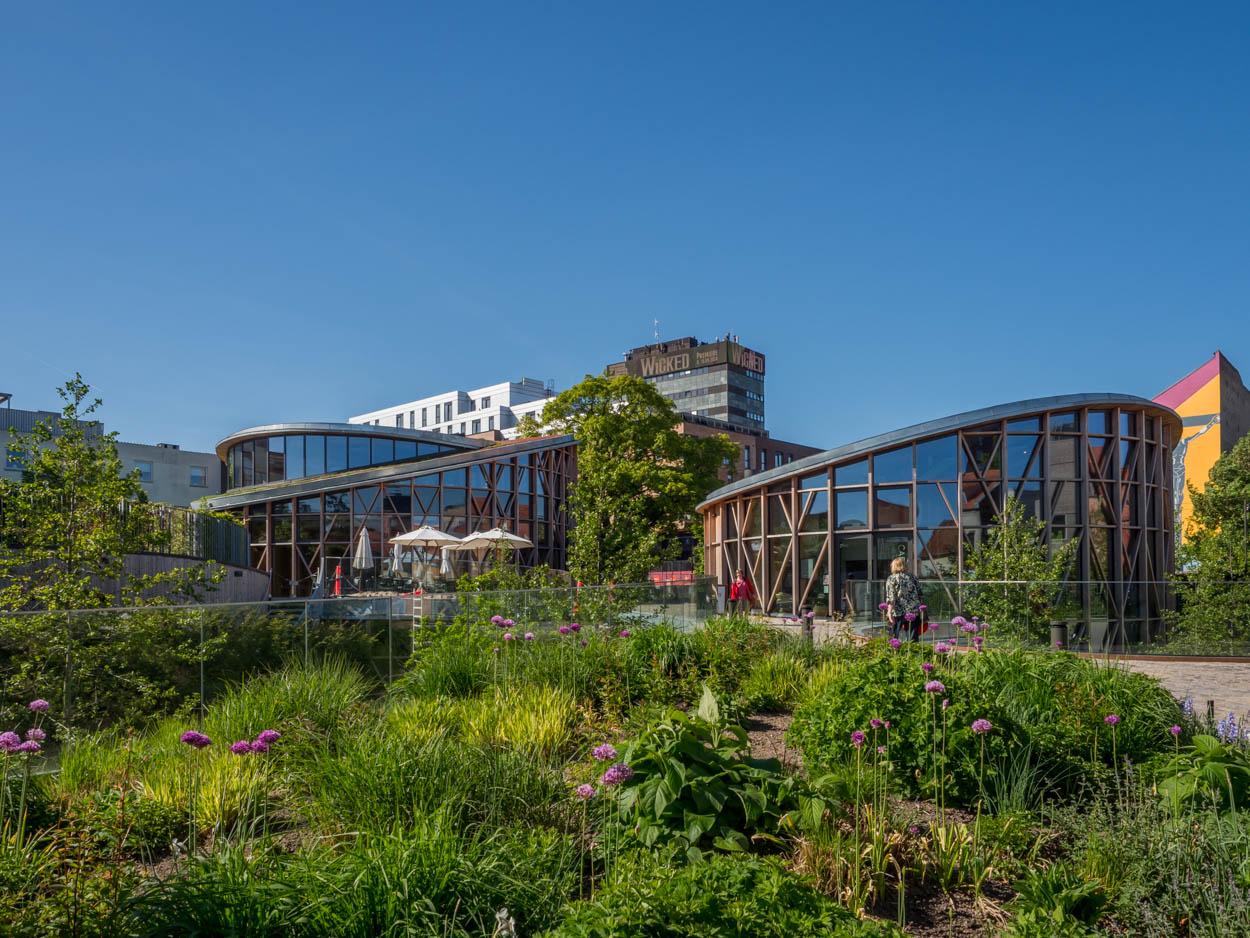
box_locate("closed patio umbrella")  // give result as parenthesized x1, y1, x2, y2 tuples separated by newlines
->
(353, 526, 374, 570)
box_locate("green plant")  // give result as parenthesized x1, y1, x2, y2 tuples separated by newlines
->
(614, 689, 827, 860)
(1158, 733, 1250, 812)
(737, 648, 810, 713)
(1001, 864, 1107, 938)
(539, 852, 906, 938)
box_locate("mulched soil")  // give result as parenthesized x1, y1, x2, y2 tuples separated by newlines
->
(744, 711, 801, 769)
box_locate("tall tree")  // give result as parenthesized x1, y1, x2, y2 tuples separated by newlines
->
(0, 375, 222, 610)
(962, 496, 1079, 642)
(1168, 433, 1250, 647)
(538, 374, 738, 585)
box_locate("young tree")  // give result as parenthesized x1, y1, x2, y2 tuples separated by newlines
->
(537, 374, 738, 585)
(1168, 433, 1250, 647)
(0, 375, 227, 610)
(962, 496, 1078, 642)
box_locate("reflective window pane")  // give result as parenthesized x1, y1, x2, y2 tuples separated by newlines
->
(326, 436, 347, 473)
(1007, 416, 1042, 432)
(286, 436, 305, 480)
(1050, 412, 1079, 433)
(297, 495, 320, 514)
(800, 471, 828, 490)
(917, 483, 957, 526)
(835, 459, 868, 487)
(875, 533, 911, 579)
(267, 437, 285, 483)
(1120, 412, 1137, 437)
(874, 486, 912, 526)
(324, 490, 351, 513)
(768, 494, 791, 535)
(873, 446, 912, 484)
(918, 528, 958, 578)
(915, 436, 958, 480)
(836, 490, 868, 529)
(353, 486, 379, 514)
(348, 436, 370, 469)
(1006, 435, 1042, 479)
(1013, 480, 1043, 520)
(1087, 410, 1111, 435)
(1049, 435, 1079, 478)
(443, 469, 467, 489)
(395, 440, 417, 461)
(372, 438, 394, 465)
(253, 437, 268, 485)
(962, 434, 1001, 476)
(801, 490, 828, 532)
(305, 436, 325, 476)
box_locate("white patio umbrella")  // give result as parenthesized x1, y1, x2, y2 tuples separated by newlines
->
(390, 526, 463, 584)
(450, 527, 534, 551)
(353, 526, 374, 573)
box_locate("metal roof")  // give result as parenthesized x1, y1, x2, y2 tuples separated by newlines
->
(214, 421, 486, 462)
(697, 393, 1181, 510)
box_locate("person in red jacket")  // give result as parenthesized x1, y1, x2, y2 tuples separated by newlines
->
(729, 569, 756, 616)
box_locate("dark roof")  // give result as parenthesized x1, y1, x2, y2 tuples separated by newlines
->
(214, 421, 485, 463)
(697, 393, 1181, 510)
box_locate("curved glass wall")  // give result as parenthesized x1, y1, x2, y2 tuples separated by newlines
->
(224, 433, 465, 491)
(702, 401, 1178, 650)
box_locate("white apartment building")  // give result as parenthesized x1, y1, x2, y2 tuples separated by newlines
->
(348, 378, 556, 440)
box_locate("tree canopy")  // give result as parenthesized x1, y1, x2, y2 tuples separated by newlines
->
(536, 374, 738, 585)
(1168, 433, 1250, 647)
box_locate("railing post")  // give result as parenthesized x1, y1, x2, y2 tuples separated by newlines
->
(200, 607, 206, 728)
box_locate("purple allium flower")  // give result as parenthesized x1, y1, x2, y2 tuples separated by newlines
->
(180, 730, 211, 749)
(1104, 714, 1120, 726)
(1054, 640, 1063, 648)
(883, 720, 891, 729)
(972, 635, 984, 645)
(558, 625, 571, 635)
(934, 641, 952, 654)
(592, 743, 618, 762)
(575, 783, 596, 800)
(922, 662, 934, 673)
(503, 618, 515, 627)
(960, 623, 979, 633)
(25, 727, 46, 742)
(905, 613, 916, 622)
(878, 603, 889, 611)
(851, 731, 866, 749)
(971, 719, 992, 734)
(1169, 725, 1182, 737)
(580, 640, 588, 646)
(870, 719, 883, 729)
(250, 740, 270, 754)
(29, 699, 50, 713)
(941, 699, 949, 710)
(524, 632, 535, 641)
(570, 622, 581, 632)
(491, 615, 503, 626)
(925, 680, 945, 694)
(971, 616, 980, 623)
(15, 740, 39, 754)
(601, 763, 635, 787)
(619, 629, 631, 638)
(804, 611, 815, 619)
(889, 638, 901, 649)
(950, 616, 967, 628)
(493, 646, 500, 653)
(909, 825, 920, 834)
(503, 632, 514, 641)
(257, 729, 281, 745)
(229, 740, 252, 755)
(877, 745, 886, 754)
(0, 731, 20, 752)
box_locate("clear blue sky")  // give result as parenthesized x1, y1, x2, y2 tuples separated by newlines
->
(3, 3, 1248, 454)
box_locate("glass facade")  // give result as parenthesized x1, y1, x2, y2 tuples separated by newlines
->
(701, 397, 1179, 647)
(210, 427, 575, 597)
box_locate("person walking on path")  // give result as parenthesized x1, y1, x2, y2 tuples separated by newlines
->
(730, 569, 756, 616)
(885, 556, 923, 641)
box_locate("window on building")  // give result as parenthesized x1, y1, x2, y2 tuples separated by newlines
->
(395, 415, 403, 427)
(136, 460, 153, 482)
(472, 419, 481, 434)
(190, 466, 207, 487)
(481, 396, 491, 408)
(5, 447, 26, 471)
(775, 452, 783, 468)
(443, 402, 453, 422)
(459, 422, 466, 435)
(421, 408, 427, 427)
(744, 446, 751, 468)
(488, 416, 495, 430)
(760, 450, 767, 471)
(408, 411, 415, 428)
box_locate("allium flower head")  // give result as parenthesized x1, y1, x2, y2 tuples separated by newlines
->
(570, 622, 581, 632)
(503, 618, 515, 627)
(29, 699, 50, 713)
(941, 698, 949, 710)
(601, 763, 635, 787)
(491, 615, 504, 626)
(922, 661, 934, 673)
(180, 730, 211, 749)
(619, 629, 631, 638)
(883, 720, 891, 729)
(933, 642, 952, 654)
(575, 783, 596, 800)
(889, 638, 901, 649)
(503, 632, 514, 641)
(905, 613, 916, 622)
(257, 729, 281, 745)
(0, 731, 20, 752)
(971, 719, 993, 734)
(1104, 714, 1120, 726)
(960, 623, 978, 633)
(924, 680, 945, 694)
(950, 616, 967, 628)
(804, 611, 815, 619)
(1054, 640, 1063, 648)
(592, 743, 618, 762)
(972, 635, 984, 645)
(908, 825, 920, 834)
(15, 740, 39, 754)
(558, 625, 570, 635)
(878, 603, 889, 611)
(524, 632, 535, 641)
(580, 640, 588, 646)
(1169, 725, 1182, 737)
(850, 731, 866, 748)
(877, 745, 886, 754)
(229, 740, 253, 755)
(25, 727, 46, 742)
(250, 740, 270, 754)
(870, 719, 883, 729)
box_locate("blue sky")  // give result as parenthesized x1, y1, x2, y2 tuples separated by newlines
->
(2, 3, 1248, 454)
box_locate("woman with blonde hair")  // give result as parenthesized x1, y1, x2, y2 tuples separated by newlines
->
(885, 555, 923, 641)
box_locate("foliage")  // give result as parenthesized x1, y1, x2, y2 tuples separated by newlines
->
(615, 691, 827, 860)
(1001, 864, 1107, 938)
(961, 496, 1079, 642)
(539, 852, 906, 938)
(1169, 433, 1250, 646)
(389, 684, 578, 757)
(537, 374, 738, 585)
(1158, 733, 1250, 812)
(737, 648, 811, 712)
(0, 374, 226, 612)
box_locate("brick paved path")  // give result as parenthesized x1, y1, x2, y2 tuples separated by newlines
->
(1117, 659, 1250, 721)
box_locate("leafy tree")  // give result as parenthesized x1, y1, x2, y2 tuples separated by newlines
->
(1168, 433, 1250, 647)
(537, 374, 738, 585)
(513, 413, 544, 438)
(962, 496, 1078, 642)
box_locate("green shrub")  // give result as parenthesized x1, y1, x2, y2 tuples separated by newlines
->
(1158, 734, 1250, 812)
(1001, 864, 1106, 938)
(539, 852, 905, 938)
(737, 649, 810, 712)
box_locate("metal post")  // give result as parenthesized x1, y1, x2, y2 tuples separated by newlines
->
(304, 602, 310, 668)
(387, 598, 394, 684)
(200, 608, 206, 728)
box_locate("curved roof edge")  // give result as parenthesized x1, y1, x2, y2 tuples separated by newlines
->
(215, 422, 487, 462)
(203, 432, 577, 509)
(697, 393, 1181, 510)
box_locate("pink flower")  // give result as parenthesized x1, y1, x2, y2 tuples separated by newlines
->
(1054, 640, 1063, 648)
(14, 740, 39, 754)
(503, 619, 515, 627)
(257, 730, 281, 745)
(575, 783, 596, 800)
(851, 731, 866, 748)
(490, 615, 504, 626)
(883, 720, 891, 729)
(592, 743, 618, 762)
(918, 605, 927, 612)
(922, 662, 934, 673)
(619, 629, 631, 638)
(493, 647, 500, 653)
(1169, 725, 1182, 737)
(0, 731, 21, 752)
(870, 719, 883, 729)
(503, 633, 514, 641)
(250, 740, 270, 754)
(601, 763, 634, 787)
(950, 616, 967, 628)
(524, 632, 535, 641)
(558, 625, 571, 635)
(889, 638, 901, 649)
(972, 719, 992, 734)
(229, 740, 252, 755)
(924, 680, 945, 694)
(960, 623, 978, 633)
(877, 745, 886, 754)
(580, 640, 588, 646)
(934, 642, 953, 654)
(25, 727, 46, 742)
(1105, 714, 1120, 725)
(29, 699, 50, 713)
(570, 623, 581, 632)
(878, 603, 889, 611)
(941, 698, 949, 710)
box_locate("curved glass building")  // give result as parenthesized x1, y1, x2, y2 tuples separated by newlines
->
(206, 423, 575, 596)
(698, 395, 1181, 647)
